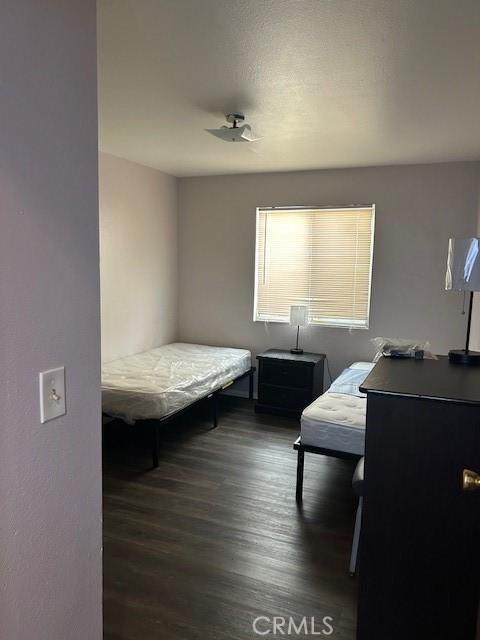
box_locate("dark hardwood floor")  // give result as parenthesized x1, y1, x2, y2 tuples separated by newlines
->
(103, 397, 358, 640)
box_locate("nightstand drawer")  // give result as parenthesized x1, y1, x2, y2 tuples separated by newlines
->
(258, 383, 312, 411)
(260, 360, 312, 389)
(255, 349, 325, 418)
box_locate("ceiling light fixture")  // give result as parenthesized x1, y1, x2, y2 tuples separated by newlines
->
(205, 113, 262, 143)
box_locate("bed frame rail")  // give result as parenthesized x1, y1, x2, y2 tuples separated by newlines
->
(293, 436, 361, 503)
(150, 366, 256, 468)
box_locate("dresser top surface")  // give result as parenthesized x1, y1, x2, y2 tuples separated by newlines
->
(360, 355, 480, 404)
(257, 349, 326, 365)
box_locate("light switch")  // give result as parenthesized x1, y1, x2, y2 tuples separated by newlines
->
(39, 367, 66, 423)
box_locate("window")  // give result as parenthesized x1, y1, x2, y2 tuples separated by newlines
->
(254, 205, 375, 328)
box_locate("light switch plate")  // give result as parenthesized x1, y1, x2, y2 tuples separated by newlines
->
(39, 367, 66, 423)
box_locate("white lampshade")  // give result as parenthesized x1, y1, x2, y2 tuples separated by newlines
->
(289, 305, 309, 327)
(445, 238, 480, 292)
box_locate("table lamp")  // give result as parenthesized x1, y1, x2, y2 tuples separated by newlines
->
(290, 305, 309, 354)
(445, 237, 480, 364)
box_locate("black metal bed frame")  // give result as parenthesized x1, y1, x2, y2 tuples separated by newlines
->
(147, 366, 255, 468)
(293, 436, 361, 503)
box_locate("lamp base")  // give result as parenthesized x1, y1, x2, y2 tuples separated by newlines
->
(448, 349, 480, 365)
(290, 348, 304, 355)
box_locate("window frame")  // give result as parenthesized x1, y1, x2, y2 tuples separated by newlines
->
(253, 204, 376, 329)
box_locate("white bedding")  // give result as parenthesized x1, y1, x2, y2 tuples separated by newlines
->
(300, 362, 375, 455)
(102, 342, 251, 423)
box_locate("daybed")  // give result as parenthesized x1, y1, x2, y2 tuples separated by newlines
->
(294, 361, 374, 502)
(102, 342, 255, 466)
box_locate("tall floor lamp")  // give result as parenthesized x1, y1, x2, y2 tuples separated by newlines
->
(445, 237, 480, 365)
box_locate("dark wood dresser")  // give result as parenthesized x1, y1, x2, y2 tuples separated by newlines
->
(255, 349, 325, 417)
(358, 356, 480, 640)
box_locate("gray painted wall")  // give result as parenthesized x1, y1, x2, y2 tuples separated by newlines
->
(178, 162, 480, 382)
(0, 2, 102, 638)
(99, 153, 178, 362)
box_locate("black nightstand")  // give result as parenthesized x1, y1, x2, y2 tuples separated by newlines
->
(255, 349, 326, 417)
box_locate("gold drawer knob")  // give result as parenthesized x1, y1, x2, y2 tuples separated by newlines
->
(463, 469, 480, 491)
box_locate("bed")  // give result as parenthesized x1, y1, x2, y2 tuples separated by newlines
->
(102, 342, 254, 466)
(294, 361, 375, 502)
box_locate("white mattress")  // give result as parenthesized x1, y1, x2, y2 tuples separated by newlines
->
(300, 362, 375, 456)
(102, 342, 251, 423)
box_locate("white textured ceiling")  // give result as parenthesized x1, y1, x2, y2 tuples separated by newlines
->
(98, 0, 480, 177)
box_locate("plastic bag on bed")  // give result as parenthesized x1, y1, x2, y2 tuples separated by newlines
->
(101, 343, 252, 423)
(371, 337, 437, 362)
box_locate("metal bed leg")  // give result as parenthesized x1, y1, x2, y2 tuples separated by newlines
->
(248, 368, 254, 400)
(152, 424, 159, 469)
(296, 449, 305, 503)
(212, 393, 218, 429)
(349, 496, 363, 576)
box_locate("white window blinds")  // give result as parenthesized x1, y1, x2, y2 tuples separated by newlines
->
(254, 206, 375, 328)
